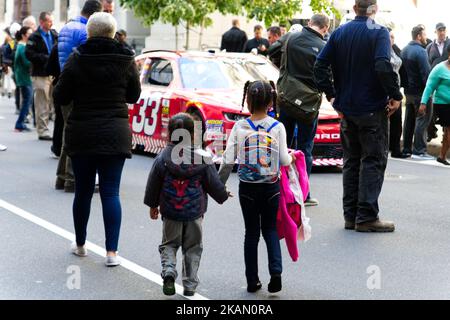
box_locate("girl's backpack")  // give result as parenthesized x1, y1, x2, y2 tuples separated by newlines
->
(238, 119, 281, 184)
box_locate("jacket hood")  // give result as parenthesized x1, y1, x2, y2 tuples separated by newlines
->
(162, 144, 213, 178)
(74, 37, 135, 62)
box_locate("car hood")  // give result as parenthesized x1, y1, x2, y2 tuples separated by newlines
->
(177, 88, 248, 113)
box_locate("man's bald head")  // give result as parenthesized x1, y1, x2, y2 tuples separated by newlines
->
(354, 0, 378, 16)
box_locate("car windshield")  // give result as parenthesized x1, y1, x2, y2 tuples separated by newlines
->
(179, 57, 278, 90)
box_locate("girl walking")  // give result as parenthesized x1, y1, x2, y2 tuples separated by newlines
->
(219, 80, 295, 293)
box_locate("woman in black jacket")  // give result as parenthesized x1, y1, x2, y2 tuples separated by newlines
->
(53, 12, 141, 266)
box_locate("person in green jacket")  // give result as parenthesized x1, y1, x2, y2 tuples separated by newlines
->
(420, 45, 450, 165)
(14, 26, 33, 132)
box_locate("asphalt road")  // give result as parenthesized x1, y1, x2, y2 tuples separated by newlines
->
(1, 96, 450, 300)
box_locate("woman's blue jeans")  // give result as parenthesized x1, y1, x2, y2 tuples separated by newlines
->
(71, 155, 126, 252)
(15, 85, 33, 130)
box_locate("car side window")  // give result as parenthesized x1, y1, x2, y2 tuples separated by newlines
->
(147, 59, 173, 86)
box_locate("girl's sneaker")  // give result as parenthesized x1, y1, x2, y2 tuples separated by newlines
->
(71, 242, 88, 257)
(268, 275, 282, 293)
(247, 281, 262, 293)
(163, 276, 176, 296)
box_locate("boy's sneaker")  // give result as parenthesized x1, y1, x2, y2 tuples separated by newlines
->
(183, 289, 195, 297)
(163, 276, 176, 296)
(247, 281, 262, 293)
(268, 275, 282, 293)
(71, 242, 88, 257)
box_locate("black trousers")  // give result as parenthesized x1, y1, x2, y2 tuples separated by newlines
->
(341, 109, 388, 224)
(389, 103, 402, 154)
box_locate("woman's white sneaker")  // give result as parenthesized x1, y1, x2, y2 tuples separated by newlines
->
(105, 255, 121, 267)
(71, 243, 88, 257)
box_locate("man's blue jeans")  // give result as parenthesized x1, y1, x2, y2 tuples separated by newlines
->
(279, 109, 318, 198)
(15, 86, 33, 130)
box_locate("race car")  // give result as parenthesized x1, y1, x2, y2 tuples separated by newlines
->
(129, 50, 343, 167)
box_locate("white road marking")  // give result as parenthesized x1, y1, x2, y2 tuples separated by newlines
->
(0, 199, 209, 300)
(390, 157, 450, 169)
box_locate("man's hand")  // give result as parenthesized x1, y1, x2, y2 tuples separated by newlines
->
(418, 103, 427, 116)
(387, 99, 401, 117)
(150, 207, 159, 220)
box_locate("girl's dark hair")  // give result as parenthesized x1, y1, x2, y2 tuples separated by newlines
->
(168, 113, 195, 144)
(447, 45, 450, 55)
(15, 26, 31, 41)
(241, 80, 277, 114)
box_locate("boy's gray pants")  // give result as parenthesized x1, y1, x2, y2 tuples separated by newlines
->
(159, 217, 203, 291)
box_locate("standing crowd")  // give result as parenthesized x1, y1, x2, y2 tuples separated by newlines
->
(1, 0, 450, 299)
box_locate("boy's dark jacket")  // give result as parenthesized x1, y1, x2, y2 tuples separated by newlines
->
(144, 144, 229, 221)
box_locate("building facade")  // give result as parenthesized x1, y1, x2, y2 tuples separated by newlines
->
(1, 0, 448, 53)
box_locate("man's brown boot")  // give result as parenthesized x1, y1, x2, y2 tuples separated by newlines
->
(355, 219, 395, 233)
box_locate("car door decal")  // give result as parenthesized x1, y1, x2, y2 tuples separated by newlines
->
(131, 92, 163, 137)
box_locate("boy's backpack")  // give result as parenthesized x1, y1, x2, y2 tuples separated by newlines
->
(161, 165, 204, 219)
(238, 119, 281, 184)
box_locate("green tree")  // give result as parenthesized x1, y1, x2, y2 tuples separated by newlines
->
(241, 0, 340, 26)
(120, 0, 339, 49)
(120, 0, 240, 49)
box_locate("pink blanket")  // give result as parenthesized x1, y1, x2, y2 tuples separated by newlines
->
(277, 150, 310, 262)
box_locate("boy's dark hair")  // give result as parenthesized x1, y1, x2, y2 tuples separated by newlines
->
(15, 26, 31, 41)
(81, 0, 103, 18)
(242, 80, 277, 114)
(169, 113, 195, 144)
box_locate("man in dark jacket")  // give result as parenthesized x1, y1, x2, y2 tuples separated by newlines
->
(220, 19, 247, 53)
(314, 0, 402, 233)
(26, 12, 58, 141)
(267, 26, 282, 67)
(55, 0, 102, 192)
(401, 25, 433, 159)
(278, 14, 330, 207)
(243, 25, 270, 56)
(426, 22, 449, 141)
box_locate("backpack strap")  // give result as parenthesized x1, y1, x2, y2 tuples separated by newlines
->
(267, 121, 280, 133)
(246, 118, 259, 131)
